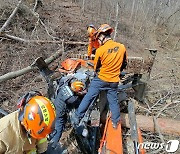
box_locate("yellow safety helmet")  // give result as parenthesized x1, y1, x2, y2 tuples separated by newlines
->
(71, 80, 85, 93)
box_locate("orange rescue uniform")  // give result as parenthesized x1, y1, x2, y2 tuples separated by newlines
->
(87, 37, 99, 57)
(94, 40, 127, 82)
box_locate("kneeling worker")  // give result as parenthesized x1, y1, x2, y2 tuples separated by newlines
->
(0, 91, 56, 154)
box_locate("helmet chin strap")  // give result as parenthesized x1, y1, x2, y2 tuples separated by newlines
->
(27, 132, 32, 144)
(21, 123, 32, 144)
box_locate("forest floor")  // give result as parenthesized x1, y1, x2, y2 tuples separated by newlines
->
(0, 0, 179, 153)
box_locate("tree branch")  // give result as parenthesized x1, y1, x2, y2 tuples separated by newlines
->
(33, 0, 39, 12)
(0, 49, 63, 83)
(0, 0, 23, 33)
(2, 33, 88, 45)
(4, 33, 30, 42)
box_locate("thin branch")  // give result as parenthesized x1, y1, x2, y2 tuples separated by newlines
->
(62, 39, 65, 52)
(143, 98, 151, 111)
(4, 33, 30, 42)
(130, 0, 136, 21)
(161, 8, 180, 26)
(156, 100, 180, 118)
(81, 0, 85, 15)
(173, 38, 180, 50)
(39, 18, 58, 40)
(137, 3, 150, 36)
(61, 39, 66, 60)
(132, 0, 139, 34)
(150, 91, 171, 109)
(161, 22, 176, 44)
(0, 0, 23, 33)
(22, 4, 58, 40)
(136, 104, 152, 114)
(2, 33, 88, 45)
(174, 112, 180, 119)
(33, 0, 39, 12)
(153, 116, 165, 143)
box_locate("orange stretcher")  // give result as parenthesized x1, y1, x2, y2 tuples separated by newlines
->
(99, 115, 123, 154)
(99, 115, 146, 154)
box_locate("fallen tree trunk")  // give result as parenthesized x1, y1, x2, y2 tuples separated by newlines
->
(0, 50, 156, 82)
(121, 113, 180, 136)
(0, 49, 63, 83)
(3, 33, 88, 45)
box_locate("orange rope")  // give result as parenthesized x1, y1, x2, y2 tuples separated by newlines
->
(98, 114, 111, 153)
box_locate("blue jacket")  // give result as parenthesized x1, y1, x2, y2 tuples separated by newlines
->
(50, 77, 82, 144)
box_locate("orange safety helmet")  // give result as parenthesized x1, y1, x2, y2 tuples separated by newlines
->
(71, 80, 85, 93)
(87, 24, 97, 37)
(95, 24, 113, 39)
(18, 91, 56, 139)
(61, 58, 80, 72)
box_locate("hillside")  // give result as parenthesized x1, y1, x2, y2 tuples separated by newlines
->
(0, 0, 180, 153)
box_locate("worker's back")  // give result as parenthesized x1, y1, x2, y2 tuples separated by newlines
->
(95, 40, 126, 82)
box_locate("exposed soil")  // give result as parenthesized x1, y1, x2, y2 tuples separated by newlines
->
(0, 0, 179, 153)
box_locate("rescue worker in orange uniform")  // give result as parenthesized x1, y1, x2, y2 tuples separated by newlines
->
(0, 91, 56, 154)
(87, 24, 99, 57)
(73, 24, 127, 128)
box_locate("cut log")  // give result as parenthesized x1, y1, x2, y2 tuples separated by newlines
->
(121, 113, 180, 136)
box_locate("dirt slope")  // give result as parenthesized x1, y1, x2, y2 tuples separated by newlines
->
(0, 0, 179, 153)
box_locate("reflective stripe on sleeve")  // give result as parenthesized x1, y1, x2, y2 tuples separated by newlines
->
(38, 138, 47, 145)
(27, 149, 36, 154)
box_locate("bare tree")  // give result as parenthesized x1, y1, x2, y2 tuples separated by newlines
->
(113, 1, 119, 41)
